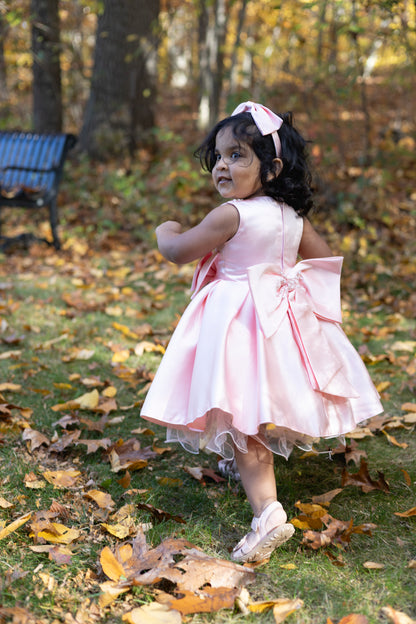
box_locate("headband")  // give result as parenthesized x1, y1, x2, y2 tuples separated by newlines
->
(231, 101, 283, 157)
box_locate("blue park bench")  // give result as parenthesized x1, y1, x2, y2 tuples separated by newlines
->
(0, 131, 77, 250)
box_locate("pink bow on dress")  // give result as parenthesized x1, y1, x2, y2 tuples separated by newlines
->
(248, 256, 358, 398)
(231, 101, 283, 157)
(191, 251, 219, 298)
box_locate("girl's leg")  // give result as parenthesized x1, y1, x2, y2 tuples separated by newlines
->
(231, 437, 294, 562)
(234, 437, 277, 517)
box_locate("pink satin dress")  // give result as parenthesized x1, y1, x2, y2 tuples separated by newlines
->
(140, 197, 383, 459)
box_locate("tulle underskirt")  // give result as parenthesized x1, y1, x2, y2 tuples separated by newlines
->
(165, 409, 346, 460)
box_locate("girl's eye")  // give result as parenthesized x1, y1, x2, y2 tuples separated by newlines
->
(231, 151, 241, 160)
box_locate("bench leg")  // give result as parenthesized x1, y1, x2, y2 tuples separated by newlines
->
(49, 199, 61, 250)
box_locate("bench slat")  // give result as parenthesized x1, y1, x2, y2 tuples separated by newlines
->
(0, 131, 76, 249)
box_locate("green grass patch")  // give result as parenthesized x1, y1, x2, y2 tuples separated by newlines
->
(0, 244, 415, 624)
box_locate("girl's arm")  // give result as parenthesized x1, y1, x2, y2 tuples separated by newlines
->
(156, 203, 239, 264)
(298, 218, 333, 259)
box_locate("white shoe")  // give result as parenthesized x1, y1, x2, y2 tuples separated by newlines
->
(231, 501, 294, 563)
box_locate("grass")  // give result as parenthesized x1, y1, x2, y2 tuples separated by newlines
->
(0, 232, 415, 624)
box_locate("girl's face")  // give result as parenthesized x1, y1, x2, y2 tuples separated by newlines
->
(212, 126, 263, 200)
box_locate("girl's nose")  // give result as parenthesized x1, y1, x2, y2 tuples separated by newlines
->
(215, 156, 227, 170)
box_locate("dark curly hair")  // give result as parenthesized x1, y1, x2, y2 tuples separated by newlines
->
(195, 111, 314, 216)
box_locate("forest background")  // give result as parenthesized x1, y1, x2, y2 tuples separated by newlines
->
(0, 1, 415, 624)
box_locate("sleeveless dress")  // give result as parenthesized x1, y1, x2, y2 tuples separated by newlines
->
(140, 197, 383, 459)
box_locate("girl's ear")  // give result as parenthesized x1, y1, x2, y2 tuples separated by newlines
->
(266, 158, 283, 181)
(272, 158, 283, 176)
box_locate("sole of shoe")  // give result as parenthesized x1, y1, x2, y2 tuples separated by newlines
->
(231, 522, 295, 563)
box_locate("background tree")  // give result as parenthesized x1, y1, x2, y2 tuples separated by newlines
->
(78, 0, 160, 159)
(31, 0, 62, 132)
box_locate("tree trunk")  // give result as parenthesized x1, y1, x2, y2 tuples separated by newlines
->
(79, 0, 159, 159)
(0, 12, 9, 102)
(31, 0, 62, 133)
(197, 0, 229, 130)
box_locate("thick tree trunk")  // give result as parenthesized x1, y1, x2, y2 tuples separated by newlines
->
(31, 0, 62, 132)
(79, 0, 159, 159)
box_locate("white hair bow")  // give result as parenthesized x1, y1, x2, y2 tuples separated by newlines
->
(231, 101, 283, 157)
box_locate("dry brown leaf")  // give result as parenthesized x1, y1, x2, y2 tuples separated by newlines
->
(394, 507, 416, 518)
(22, 427, 50, 451)
(401, 469, 411, 486)
(122, 603, 182, 623)
(336, 616, 369, 624)
(363, 561, 385, 569)
(161, 586, 239, 615)
(341, 459, 390, 493)
(381, 606, 416, 624)
(0, 495, 13, 508)
(311, 489, 343, 505)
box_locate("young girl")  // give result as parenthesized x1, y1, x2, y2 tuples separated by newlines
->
(140, 101, 383, 563)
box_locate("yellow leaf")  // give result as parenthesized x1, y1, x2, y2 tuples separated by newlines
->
(134, 341, 165, 356)
(394, 507, 416, 518)
(84, 489, 116, 509)
(122, 603, 182, 624)
(0, 382, 21, 391)
(24, 472, 46, 489)
(376, 381, 391, 393)
(273, 598, 304, 623)
(113, 322, 139, 339)
(0, 512, 32, 540)
(101, 523, 131, 539)
(42, 469, 81, 488)
(99, 581, 130, 607)
(37, 523, 80, 544)
(279, 563, 297, 570)
(103, 385, 117, 397)
(0, 496, 13, 508)
(401, 402, 416, 412)
(381, 430, 408, 449)
(77, 389, 100, 409)
(100, 546, 126, 581)
(112, 349, 131, 363)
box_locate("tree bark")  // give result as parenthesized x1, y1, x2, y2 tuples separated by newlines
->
(31, 0, 62, 133)
(79, 0, 159, 159)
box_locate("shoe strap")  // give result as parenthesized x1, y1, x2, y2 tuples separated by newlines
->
(251, 501, 282, 532)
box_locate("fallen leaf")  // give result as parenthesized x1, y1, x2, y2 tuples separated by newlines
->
(161, 586, 239, 615)
(311, 489, 343, 505)
(22, 427, 50, 452)
(381, 605, 416, 624)
(122, 602, 182, 623)
(84, 489, 116, 510)
(394, 507, 416, 518)
(401, 402, 416, 412)
(381, 430, 408, 449)
(0, 511, 32, 540)
(363, 561, 385, 569)
(37, 522, 80, 544)
(100, 546, 127, 581)
(42, 469, 81, 488)
(341, 459, 390, 493)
